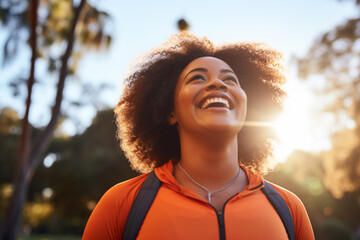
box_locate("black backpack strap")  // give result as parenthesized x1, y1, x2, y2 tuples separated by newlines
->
(262, 181, 295, 240)
(123, 171, 162, 240)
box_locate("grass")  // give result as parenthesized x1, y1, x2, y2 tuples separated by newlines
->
(18, 235, 81, 240)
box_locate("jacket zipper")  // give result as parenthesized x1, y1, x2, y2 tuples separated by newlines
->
(217, 211, 225, 240)
(211, 182, 264, 240)
(209, 195, 236, 240)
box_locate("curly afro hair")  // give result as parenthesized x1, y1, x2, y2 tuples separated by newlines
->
(115, 32, 287, 175)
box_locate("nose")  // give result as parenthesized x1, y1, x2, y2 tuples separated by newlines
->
(205, 78, 228, 91)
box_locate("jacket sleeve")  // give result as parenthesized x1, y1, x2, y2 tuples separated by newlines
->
(290, 195, 315, 240)
(82, 175, 146, 240)
(271, 183, 315, 240)
(82, 185, 125, 240)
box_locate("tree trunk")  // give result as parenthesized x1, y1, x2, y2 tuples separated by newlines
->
(2, 0, 87, 239)
(2, 0, 38, 239)
(2, 170, 29, 240)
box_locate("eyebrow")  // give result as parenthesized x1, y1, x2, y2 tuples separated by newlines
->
(220, 69, 235, 74)
(183, 68, 235, 80)
(183, 68, 207, 80)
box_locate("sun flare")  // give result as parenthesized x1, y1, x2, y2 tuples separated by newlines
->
(272, 79, 331, 162)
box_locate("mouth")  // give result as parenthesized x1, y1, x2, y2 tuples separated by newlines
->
(200, 97, 230, 109)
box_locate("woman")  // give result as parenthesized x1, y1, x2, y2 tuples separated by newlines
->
(83, 32, 314, 240)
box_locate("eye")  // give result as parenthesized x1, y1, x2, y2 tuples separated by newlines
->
(187, 74, 206, 83)
(224, 76, 239, 84)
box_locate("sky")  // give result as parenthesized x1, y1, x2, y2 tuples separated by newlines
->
(0, 0, 358, 156)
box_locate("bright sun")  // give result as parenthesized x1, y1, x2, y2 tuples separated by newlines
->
(272, 79, 331, 162)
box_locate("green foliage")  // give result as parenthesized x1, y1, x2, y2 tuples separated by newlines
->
(0, 108, 21, 134)
(267, 150, 359, 239)
(0, 108, 21, 182)
(297, 16, 360, 122)
(0, 109, 138, 234)
(0, 0, 29, 65)
(1, 1, 114, 237)
(38, 0, 113, 74)
(177, 18, 190, 31)
(28, 109, 138, 234)
(296, 7, 360, 198)
(0, 0, 112, 71)
(1, 0, 113, 110)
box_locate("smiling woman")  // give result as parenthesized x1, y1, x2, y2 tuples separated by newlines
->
(116, 33, 287, 176)
(83, 32, 314, 240)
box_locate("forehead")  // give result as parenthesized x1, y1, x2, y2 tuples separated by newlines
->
(180, 56, 233, 76)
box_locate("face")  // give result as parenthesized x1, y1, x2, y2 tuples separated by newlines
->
(169, 56, 247, 136)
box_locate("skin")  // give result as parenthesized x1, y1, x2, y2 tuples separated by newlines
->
(170, 56, 249, 212)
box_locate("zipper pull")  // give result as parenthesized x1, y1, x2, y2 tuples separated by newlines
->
(217, 212, 224, 227)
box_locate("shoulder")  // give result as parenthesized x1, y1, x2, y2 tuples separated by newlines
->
(103, 173, 149, 204)
(266, 181, 307, 219)
(96, 173, 150, 219)
(266, 181, 315, 240)
(83, 174, 149, 240)
(266, 181, 304, 210)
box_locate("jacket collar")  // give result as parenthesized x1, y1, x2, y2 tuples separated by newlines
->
(154, 160, 265, 201)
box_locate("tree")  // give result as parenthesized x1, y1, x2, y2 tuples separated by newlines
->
(0, 108, 21, 185)
(0, 107, 138, 234)
(2, 1, 41, 238)
(177, 18, 190, 31)
(43, 109, 138, 233)
(1, 0, 112, 239)
(267, 150, 358, 239)
(296, 2, 360, 198)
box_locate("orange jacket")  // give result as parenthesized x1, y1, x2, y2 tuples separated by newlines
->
(83, 161, 314, 240)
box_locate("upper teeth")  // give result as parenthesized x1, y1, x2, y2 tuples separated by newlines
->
(201, 97, 230, 109)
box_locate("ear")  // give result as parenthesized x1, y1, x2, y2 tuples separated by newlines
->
(168, 112, 177, 125)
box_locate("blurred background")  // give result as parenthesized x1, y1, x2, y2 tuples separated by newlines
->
(0, 0, 359, 239)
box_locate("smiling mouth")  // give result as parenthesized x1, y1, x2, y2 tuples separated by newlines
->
(201, 97, 230, 109)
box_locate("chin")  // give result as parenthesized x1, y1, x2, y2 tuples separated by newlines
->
(200, 121, 243, 134)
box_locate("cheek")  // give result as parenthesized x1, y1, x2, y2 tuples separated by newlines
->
(235, 88, 247, 106)
(176, 86, 199, 107)
(236, 89, 247, 118)
(242, 90, 247, 107)
(173, 87, 195, 118)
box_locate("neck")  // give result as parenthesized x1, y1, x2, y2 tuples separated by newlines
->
(177, 131, 239, 189)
